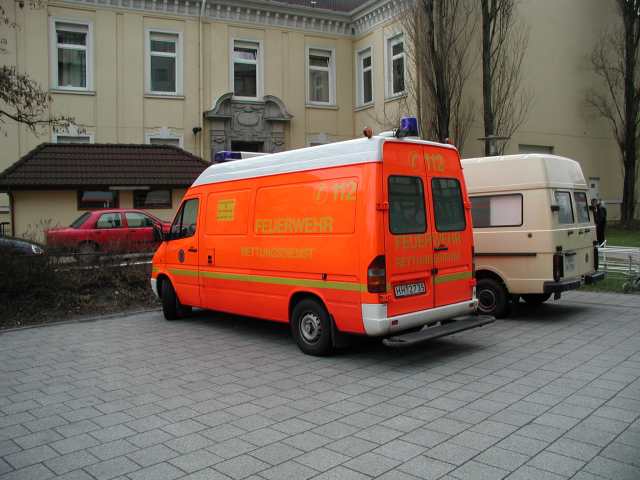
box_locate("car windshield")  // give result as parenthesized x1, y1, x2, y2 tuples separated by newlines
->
(70, 212, 91, 228)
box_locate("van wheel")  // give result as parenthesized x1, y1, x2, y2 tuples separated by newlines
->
(291, 299, 333, 356)
(162, 280, 192, 320)
(477, 278, 510, 318)
(522, 293, 551, 305)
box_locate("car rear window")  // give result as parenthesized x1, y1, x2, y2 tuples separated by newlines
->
(574, 191, 590, 223)
(388, 176, 427, 235)
(432, 178, 466, 232)
(555, 191, 574, 224)
(70, 212, 90, 228)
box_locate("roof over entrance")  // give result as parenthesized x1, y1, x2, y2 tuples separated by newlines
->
(0, 143, 209, 190)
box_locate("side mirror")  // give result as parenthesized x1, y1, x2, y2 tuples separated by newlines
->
(153, 224, 164, 242)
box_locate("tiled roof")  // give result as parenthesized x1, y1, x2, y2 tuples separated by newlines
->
(0, 143, 210, 189)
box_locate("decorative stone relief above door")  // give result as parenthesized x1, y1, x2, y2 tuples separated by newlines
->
(204, 93, 293, 160)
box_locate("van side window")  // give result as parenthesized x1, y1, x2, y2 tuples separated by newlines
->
(573, 192, 590, 223)
(554, 191, 574, 224)
(470, 194, 523, 228)
(432, 178, 466, 232)
(170, 198, 199, 239)
(388, 176, 427, 235)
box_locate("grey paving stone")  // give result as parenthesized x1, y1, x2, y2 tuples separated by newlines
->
(169, 449, 222, 473)
(426, 441, 480, 466)
(249, 442, 304, 465)
(398, 455, 455, 478)
(504, 465, 565, 480)
(214, 454, 270, 479)
(527, 450, 585, 477)
(44, 449, 99, 475)
(0, 463, 55, 480)
(295, 447, 349, 471)
(325, 436, 377, 457)
(127, 462, 183, 480)
(344, 452, 401, 476)
(475, 446, 529, 471)
(600, 441, 640, 467)
(547, 437, 601, 462)
(584, 455, 640, 480)
(259, 460, 317, 480)
(164, 432, 213, 453)
(51, 433, 101, 454)
(373, 439, 425, 462)
(14, 429, 64, 449)
(310, 465, 371, 480)
(4, 444, 59, 469)
(88, 439, 139, 461)
(400, 428, 450, 448)
(126, 443, 179, 467)
(450, 460, 509, 480)
(208, 438, 257, 459)
(84, 456, 140, 480)
(281, 431, 331, 452)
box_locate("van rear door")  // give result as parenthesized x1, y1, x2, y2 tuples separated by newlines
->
(426, 147, 474, 307)
(382, 142, 435, 317)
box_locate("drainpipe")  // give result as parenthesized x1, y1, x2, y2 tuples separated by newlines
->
(199, 0, 207, 160)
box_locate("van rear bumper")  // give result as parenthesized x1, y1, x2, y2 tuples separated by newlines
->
(585, 271, 605, 284)
(361, 299, 478, 337)
(543, 278, 582, 294)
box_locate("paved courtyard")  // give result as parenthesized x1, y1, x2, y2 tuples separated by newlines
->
(1, 291, 639, 480)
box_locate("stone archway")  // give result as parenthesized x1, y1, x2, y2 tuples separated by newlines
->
(204, 93, 293, 160)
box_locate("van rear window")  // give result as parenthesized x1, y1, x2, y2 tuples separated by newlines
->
(574, 192, 590, 223)
(555, 191, 574, 224)
(388, 176, 427, 235)
(432, 178, 466, 232)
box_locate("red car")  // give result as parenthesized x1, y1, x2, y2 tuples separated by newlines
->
(46, 209, 171, 255)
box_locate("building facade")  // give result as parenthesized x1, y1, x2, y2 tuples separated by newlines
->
(0, 0, 627, 235)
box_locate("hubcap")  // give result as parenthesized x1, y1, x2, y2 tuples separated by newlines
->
(300, 312, 322, 344)
(478, 288, 496, 313)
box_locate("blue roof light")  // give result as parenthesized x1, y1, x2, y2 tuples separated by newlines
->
(397, 116, 420, 138)
(214, 151, 243, 162)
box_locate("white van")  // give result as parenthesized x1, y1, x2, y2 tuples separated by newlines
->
(462, 154, 605, 317)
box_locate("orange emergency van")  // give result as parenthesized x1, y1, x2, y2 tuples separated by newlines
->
(151, 121, 493, 355)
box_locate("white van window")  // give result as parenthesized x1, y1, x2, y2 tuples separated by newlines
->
(554, 191, 574, 224)
(389, 176, 427, 235)
(574, 192, 590, 223)
(432, 178, 466, 232)
(470, 194, 523, 228)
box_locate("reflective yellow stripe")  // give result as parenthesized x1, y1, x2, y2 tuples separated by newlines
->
(168, 268, 365, 292)
(434, 271, 472, 285)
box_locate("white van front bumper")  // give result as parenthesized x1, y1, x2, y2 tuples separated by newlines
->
(361, 298, 479, 336)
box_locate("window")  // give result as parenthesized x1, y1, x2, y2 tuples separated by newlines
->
(170, 198, 199, 239)
(51, 20, 92, 90)
(555, 191, 574, 224)
(574, 191, 590, 223)
(147, 31, 181, 94)
(96, 212, 122, 229)
(357, 47, 373, 106)
(125, 212, 155, 228)
(233, 40, 259, 98)
(55, 135, 92, 143)
(77, 190, 118, 210)
(308, 48, 334, 105)
(70, 212, 91, 228)
(432, 178, 466, 232)
(134, 190, 172, 209)
(388, 176, 427, 235)
(148, 137, 181, 147)
(471, 194, 523, 228)
(519, 144, 554, 154)
(387, 34, 405, 97)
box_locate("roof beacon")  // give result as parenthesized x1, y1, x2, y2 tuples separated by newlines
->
(214, 151, 266, 162)
(396, 116, 420, 139)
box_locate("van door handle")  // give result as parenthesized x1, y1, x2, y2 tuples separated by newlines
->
(188, 247, 198, 253)
(434, 245, 448, 252)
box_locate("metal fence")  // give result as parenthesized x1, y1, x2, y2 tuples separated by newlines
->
(599, 243, 640, 291)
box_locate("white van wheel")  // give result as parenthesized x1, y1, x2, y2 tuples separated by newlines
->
(477, 278, 509, 318)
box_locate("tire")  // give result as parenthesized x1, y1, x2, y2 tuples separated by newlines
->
(290, 298, 333, 356)
(477, 278, 510, 318)
(161, 280, 191, 320)
(77, 242, 98, 264)
(521, 293, 551, 305)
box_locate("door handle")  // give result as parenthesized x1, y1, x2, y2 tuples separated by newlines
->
(188, 247, 198, 253)
(434, 245, 448, 252)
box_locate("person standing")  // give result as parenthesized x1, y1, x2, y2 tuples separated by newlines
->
(592, 198, 607, 245)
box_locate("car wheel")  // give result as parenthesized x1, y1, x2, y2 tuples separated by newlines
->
(477, 278, 510, 318)
(290, 299, 333, 356)
(521, 293, 551, 305)
(161, 280, 191, 320)
(77, 242, 98, 264)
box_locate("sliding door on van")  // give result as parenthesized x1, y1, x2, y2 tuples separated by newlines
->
(426, 150, 474, 308)
(383, 142, 435, 318)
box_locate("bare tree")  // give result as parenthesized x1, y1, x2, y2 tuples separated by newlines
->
(587, 0, 639, 225)
(402, 0, 476, 152)
(0, 1, 73, 133)
(480, 0, 531, 155)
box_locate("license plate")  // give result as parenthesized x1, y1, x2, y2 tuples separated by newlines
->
(394, 282, 426, 298)
(565, 254, 576, 272)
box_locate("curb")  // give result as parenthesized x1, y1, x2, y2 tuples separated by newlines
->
(0, 307, 162, 334)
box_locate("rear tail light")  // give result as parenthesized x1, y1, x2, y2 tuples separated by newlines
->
(367, 255, 387, 293)
(553, 253, 564, 282)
